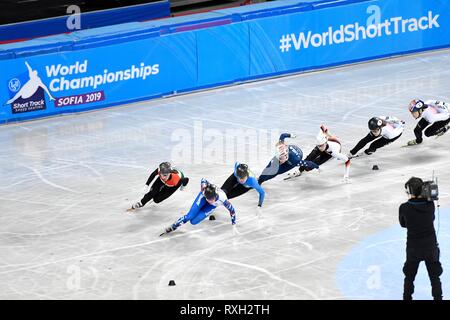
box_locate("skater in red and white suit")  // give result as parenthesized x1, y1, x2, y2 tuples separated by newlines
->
(296, 125, 350, 181)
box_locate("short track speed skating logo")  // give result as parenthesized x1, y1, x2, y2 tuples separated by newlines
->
(5, 62, 54, 114)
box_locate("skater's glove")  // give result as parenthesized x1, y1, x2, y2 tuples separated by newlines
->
(437, 101, 446, 108)
(290, 134, 297, 139)
(343, 175, 350, 183)
(200, 178, 208, 191)
(230, 213, 236, 225)
(143, 185, 150, 194)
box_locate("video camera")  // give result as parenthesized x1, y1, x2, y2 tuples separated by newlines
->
(421, 179, 439, 201)
(405, 173, 439, 201)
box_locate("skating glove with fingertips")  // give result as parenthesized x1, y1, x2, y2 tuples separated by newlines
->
(230, 213, 236, 225)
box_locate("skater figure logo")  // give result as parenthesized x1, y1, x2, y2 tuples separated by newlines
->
(4, 61, 55, 114)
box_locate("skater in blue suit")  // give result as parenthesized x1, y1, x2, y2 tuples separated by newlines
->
(221, 162, 265, 207)
(161, 178, 236, 235)
(258, 133, 319, 184)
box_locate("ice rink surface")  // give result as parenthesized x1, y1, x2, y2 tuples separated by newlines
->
(1, 49, 450, 300)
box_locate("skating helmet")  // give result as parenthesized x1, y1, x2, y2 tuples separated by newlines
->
(236, 163, 249, 180)
(316, 132, 328, 146)
(159, 162, 172, 176)
(204, 183, 218, 201)
(408, 99, 425, 113)
(275, 142, 289, 163)
(368, 117, 384, 131)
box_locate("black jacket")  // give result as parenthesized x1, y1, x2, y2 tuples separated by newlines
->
(399, 198, 438, 248)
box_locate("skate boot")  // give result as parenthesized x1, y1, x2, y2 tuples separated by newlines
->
(132, 201, 143, 209)
(284, 170, 302, 180)
(127, 201, 143, 212)
(160, 224, 177, 236)
(407, 139, 419, 146)
(292, 170, 302, 177)
(160, 216, 184, 236)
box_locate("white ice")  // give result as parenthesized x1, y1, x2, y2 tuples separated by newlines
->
(1, 49, 450, 299)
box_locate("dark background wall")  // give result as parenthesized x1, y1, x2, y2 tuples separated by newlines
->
(0, 0, 163, 25)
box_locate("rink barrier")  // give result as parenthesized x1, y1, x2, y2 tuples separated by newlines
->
(0, 0, 449, 124)
(0, 1, 171, 44)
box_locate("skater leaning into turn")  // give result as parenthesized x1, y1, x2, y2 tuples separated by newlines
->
(297, 125, 350, 181)
(128, 162, 189, 212)
(161, 178, 236, 235)
(221, 162, 265, 207)
(349, 116, 405, 158)
(407, 99, 450, 146)
(258, 133, 319, 183)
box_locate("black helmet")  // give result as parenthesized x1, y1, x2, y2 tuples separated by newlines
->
(368, 117, 383, 131)
(236, 163, 249, 180)
(204, 183, 217, 200)
(159, 162, 172, 175)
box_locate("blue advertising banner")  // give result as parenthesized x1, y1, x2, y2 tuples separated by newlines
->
(249, 0, 450, 76)
(197, 23, 250, 87)
(0, 33, 197, 122)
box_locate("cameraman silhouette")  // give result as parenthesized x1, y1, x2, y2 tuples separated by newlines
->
(400, 177, 443, 300)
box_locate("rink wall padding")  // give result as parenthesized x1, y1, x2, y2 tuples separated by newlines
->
(1, 0, 450, 124)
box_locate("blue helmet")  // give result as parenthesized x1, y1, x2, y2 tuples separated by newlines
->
(408, 99, 425, 113)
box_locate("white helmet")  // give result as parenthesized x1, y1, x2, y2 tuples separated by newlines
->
(316, 132, 328, 146)
(276, 143, 289, 163)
